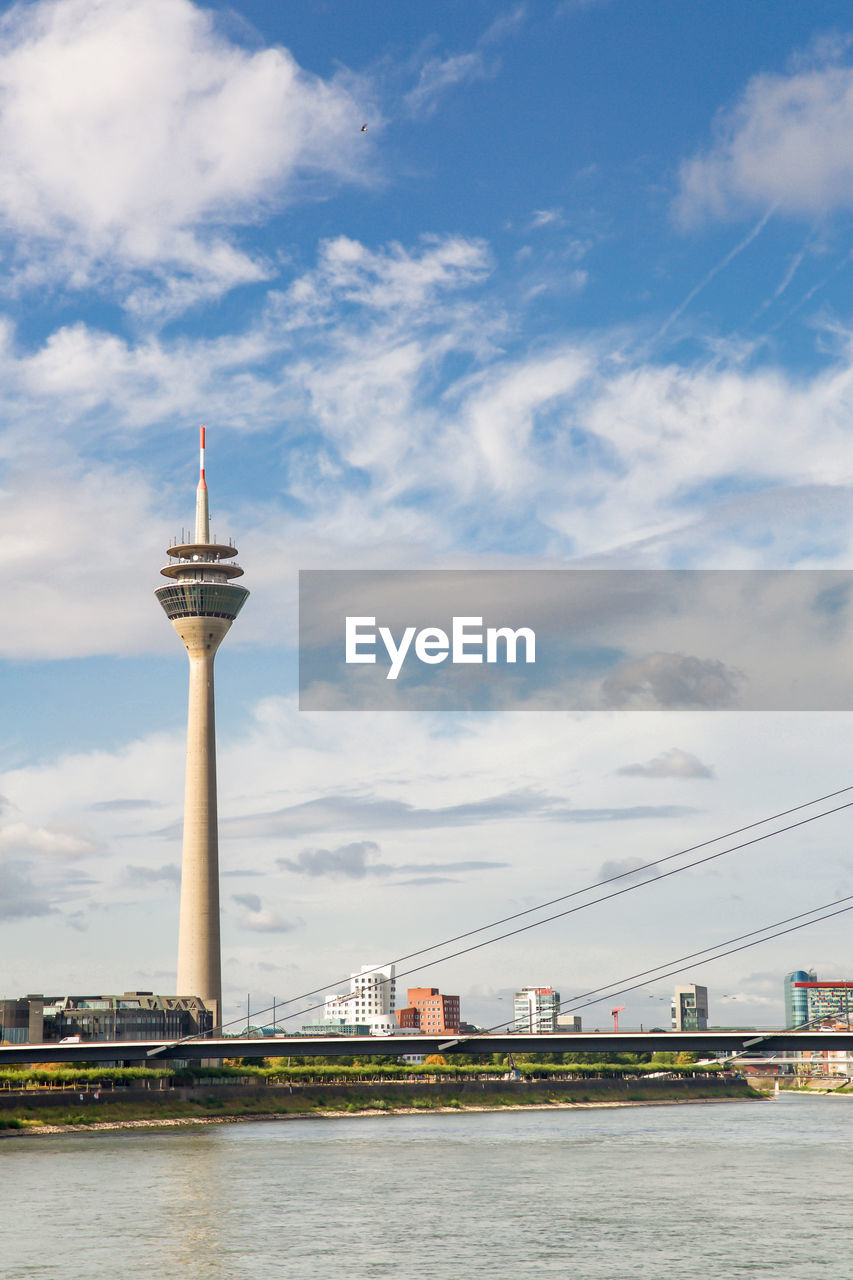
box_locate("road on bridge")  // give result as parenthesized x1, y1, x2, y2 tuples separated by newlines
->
(1, 1029, 851, 1066)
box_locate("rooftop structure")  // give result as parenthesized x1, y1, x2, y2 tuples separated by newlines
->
(155, 427, 248, 1027)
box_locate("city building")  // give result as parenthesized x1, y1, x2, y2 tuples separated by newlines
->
(556, 1014, 583, 1032)
(513, 987, 561, 1033)
(671, 984, 708, 1031)
(0, 993, 212, 1044)
(784, 969, 817, 1027)
(300, 1018, 377, 1037)
(155, 427, 249, 1029)
(794, 980, 853, 1028)
(312, 964, 399, 1036)
(396, 987, 461, 1034)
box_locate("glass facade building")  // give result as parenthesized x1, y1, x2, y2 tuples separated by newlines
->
(784, 969, 817, 1027)
(795, 981, 853, 1027)
(0, 992, 213, 1044)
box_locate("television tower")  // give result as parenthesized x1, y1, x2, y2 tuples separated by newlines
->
(155, 427, 248, 1027)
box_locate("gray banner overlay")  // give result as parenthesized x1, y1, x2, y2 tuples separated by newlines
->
(299, 569, 853, 711)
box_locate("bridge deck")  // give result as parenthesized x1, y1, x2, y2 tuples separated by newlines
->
(1, 1030, 851, 1066)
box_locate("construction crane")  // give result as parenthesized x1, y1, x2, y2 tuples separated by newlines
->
(611, 1006, 626, 1032)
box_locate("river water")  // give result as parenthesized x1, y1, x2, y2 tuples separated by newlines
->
(2, 1094, 851, 1279)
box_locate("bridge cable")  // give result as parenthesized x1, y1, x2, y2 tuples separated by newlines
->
(485, 892, 853, 1032)
(225, 789, 853, 1036)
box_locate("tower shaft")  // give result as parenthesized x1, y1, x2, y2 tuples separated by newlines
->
(175, 618, 230, 1021)
(156, 427, 248, 1032)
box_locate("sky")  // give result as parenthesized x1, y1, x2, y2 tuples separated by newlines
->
(6, 0, 853, 1033)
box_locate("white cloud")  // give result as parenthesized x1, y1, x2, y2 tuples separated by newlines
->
(278, 841, 382, 878)
(676, 59, 853, 224)
(405, 50, 490, 116)
(4, 229, 853, 663)
(602, 654, 742, 710)
(4, 693, 853, 1022)
(617, 748, 715, 780)
(0, 859, 54, 919)
(0, 819, 99, 858)
(0, 0, 375, 311)
(282, 234, 492, 322)
(0, 460, 169, 658)
(403, 5, 524, 116)
(231, 892, 299, 934)
(261, 238, 853, 569)
(528, 208, 564, 229)
(598, 856, 661, 883)
(124, 863, 180, 887)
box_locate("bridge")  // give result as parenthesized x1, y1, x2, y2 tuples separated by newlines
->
(2, 1029, 852, 1066)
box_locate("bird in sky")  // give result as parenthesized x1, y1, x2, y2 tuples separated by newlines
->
(361, 123, 367, 132)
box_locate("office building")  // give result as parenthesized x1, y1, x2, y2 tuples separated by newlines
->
(396, 987, 461, 1034)
(0, 993, 212, 1044)
(513, 986, 561, 1033)
(155, 427, 248, 1028)
(784, 969, 817, 1027)
(317, 964, 399, 1036)
(671, 984, 708, 1031)
(794, 980, 853, 1027)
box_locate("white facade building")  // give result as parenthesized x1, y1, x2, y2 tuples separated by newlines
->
(513, 986, 560, 1033)
(323, 964, 398, 1036)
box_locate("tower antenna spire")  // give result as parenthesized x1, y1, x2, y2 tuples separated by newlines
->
(195, 424, 210, 543)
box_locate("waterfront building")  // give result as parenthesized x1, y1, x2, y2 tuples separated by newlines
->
(300, 1018, 376, 1037)
(556, 1014, 583, 1032)
(794, 980, 853, 1028)
(513, 987, 561, 1033)
(0, 993, 212, 1044)
(396, 987, 461, 1034)
(783, 969, 817, 1027)
(155, 427, 248, 1029)
(671, 984, 708, 1031)
(319, 964, 399, 1035)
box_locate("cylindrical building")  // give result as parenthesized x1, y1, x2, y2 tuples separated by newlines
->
(155, 427, 248, 1028)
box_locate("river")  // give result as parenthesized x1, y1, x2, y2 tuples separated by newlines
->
(2, 1094, 850, 1278)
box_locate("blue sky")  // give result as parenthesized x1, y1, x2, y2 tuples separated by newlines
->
(5, 0, 853, 1031)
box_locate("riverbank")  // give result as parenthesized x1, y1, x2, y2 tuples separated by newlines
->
(0, 1075, 759, 1135)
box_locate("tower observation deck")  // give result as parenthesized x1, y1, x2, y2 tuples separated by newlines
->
(155, 427, 248, 1027)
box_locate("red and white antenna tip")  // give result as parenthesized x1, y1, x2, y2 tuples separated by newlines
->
(199, 423, 207, 490)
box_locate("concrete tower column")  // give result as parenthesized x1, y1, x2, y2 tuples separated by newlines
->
(155, 428, 248, 1031)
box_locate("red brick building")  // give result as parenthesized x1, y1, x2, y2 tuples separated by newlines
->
(396, 987, 460, 1034)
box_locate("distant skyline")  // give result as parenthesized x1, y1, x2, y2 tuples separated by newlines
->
(3, 0, 853, 1030)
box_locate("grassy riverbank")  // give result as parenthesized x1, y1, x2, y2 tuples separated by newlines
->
(0, 1075, 759, 1134)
